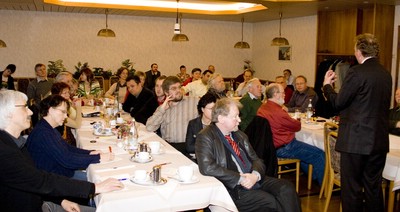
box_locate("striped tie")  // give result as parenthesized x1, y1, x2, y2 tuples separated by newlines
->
(225, 135, 241, 157)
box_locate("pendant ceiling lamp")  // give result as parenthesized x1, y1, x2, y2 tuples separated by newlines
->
(271, 12, 289, 46)
(0, 39, 6, 48)
(172, 0, 189, 42)
(234, 17, 250, 49)
(97, 9, 116, 37)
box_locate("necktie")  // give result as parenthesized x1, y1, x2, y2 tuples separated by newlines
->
(225, 135, 241, 157)
(224, 135, 248, 169)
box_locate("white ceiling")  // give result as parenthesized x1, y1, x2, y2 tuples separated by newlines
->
(0, 0, 399, 22)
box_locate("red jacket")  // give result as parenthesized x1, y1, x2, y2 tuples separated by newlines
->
(257, 101, 301, 148)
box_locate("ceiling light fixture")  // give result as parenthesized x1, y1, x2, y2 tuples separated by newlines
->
(0, 39, 6, 48)
(47, 0, 266, 14)
(172, 0, 189, 42)
(234, 17, 250, 49)
(271, 12, 289, 46)
(97, 8, 116, 37)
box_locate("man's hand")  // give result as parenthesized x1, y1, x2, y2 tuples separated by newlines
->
(240, 173, 258, 189)
(61, 199, 80, 212)
(323, 70, 336, 86)
(99, 152, 115, 162)
(160, 95, 173, 110)
(95, 178, 124, 193)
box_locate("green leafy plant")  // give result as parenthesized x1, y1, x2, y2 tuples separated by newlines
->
(121, 59, 136, 76)
(73, 62, 89, 79)
(93, 67, 113, 79)
(47, 59, 66, 78)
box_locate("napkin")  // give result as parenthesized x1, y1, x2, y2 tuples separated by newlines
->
(152, 179, 179, 200)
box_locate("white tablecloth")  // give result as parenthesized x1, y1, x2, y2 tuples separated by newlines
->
(77, 114, 237, 212)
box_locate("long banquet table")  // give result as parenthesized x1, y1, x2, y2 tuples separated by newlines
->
(295, 119, 400, 212)
(76, 109, 237, 212)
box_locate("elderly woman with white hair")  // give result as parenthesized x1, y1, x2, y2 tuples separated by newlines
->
(0, 90, 123, 212)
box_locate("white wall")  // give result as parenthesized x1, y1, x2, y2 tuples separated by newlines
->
(1, 7, 398, 88)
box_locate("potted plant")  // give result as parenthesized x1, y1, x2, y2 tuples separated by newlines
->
(47, 59, 66, 78)
(122, 59, 136, 77)
(74, 62, 89, 79)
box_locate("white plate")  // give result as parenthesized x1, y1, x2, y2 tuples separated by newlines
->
(130, 155, 153, 163)
(93, 131, 115, 137)
(130, 176, 167, 186)
(170, 175, 200, 184)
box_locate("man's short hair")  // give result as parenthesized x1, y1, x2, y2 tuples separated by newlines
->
(55, 71, 73, 82)
(0, 90, 27, 129)
(266, 83, 280, 99)
(151, 63, 157, 68)
(34, 63, 45, 71)
(283, 69, 292, 75)
(211, 98, 242, 123)
(202, 70, 212, 76)
(126, 75, 141, 85)
(275, 76, 285, 81)
(180, 65, 186, 69)
(355, 33, 380, 57)
(295, 75, 307, 83)
(155, 75, 167, 83)
(192, 68, 202, 74)
(246, 78, 260, 89)
(162, 76, 181, 93)
(134, 71, 146, 80)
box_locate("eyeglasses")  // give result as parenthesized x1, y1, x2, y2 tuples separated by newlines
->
(15, 104, 28, 108)
(52, 107, 68, 115)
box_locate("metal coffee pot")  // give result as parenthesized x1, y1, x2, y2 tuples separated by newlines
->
(139, 142, 150, 152)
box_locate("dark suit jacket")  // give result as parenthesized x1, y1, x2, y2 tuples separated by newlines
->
(195, 124, 265, 191)
(122, 87, 159, 124)
(144, 70, 160, 91)
(0, 130, 94, 212)
(0, 71, 15, 90)
(185, 116, 203, 154)
(323, 58, 392, 154)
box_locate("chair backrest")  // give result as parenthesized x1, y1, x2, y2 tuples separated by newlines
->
(17, 78, 33, 94)
(324, 122, 340, 174)
(244, 116, 278, 177)
(109, 76, 119, 88)
(94, 76, 105, 90)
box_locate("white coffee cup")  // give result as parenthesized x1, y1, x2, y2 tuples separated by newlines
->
(138, 151, 150, 161)
(148, 141, 161, 154)
(117, 117, 124, 124)
(134, 169, 147, 181)
(178, 166, 194, 182)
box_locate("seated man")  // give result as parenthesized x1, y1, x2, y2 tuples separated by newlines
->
(389, 88, 400, 135)
(286, 75, 318, 112)
(275, 75, 293, 104)
(182, 69, 212, 97)
(146, 76, 198, 154)
(239, 78, 262, 131)
(196, 98, 300, 211)
(123, 75, 159, 124)
(205, 73, 226, 99)
(0, 90, 123, 212)
(182, 68, 202, 86)
(257, 83, 325, 185)
(235, 69, 253, 97)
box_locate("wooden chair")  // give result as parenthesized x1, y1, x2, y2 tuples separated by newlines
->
(323, 131, 341, 212)
(109, 76, 119, 88)
(245, 116, 313, 193)
(94, 76, 105, 90)
(17, 77, 33, 94)
(319, 122, 339, 199)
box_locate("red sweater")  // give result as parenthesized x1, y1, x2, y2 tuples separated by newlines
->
(257, 100, 301, 148)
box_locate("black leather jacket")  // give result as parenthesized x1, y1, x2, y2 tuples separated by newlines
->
(195, 124, 265, 191)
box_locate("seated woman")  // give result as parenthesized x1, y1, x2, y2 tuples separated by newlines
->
(51, 82, 82, 146)
(185, 93, 216, 160)
(104, 67, 128, 104)
(77, 67, 102, 99)
(27, 95, 113, 180)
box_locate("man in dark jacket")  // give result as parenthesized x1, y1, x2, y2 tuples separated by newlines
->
(323, 33, 392, 211)
(195, 98, 300, 211)
(0, 90, 123, 212)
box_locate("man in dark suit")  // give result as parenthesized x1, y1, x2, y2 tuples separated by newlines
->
(144, 63, 161, 91)
(196, 98, 300, 211)
(323, 33, 392, 212)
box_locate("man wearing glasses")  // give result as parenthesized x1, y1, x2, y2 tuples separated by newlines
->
(285, 75, 318, 113)
(146, 76, 198, 155)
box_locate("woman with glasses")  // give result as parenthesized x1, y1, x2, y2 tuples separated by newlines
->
(51, 82, 82, 146)
(185, 93, 217, 161)
(26, 95, 113, 181)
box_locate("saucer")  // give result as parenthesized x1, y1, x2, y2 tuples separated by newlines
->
(130, 176, 167, 186)
(130, 155, 153, 163)
(93, 131, 115, 137)
(170, 175, 199, 184)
